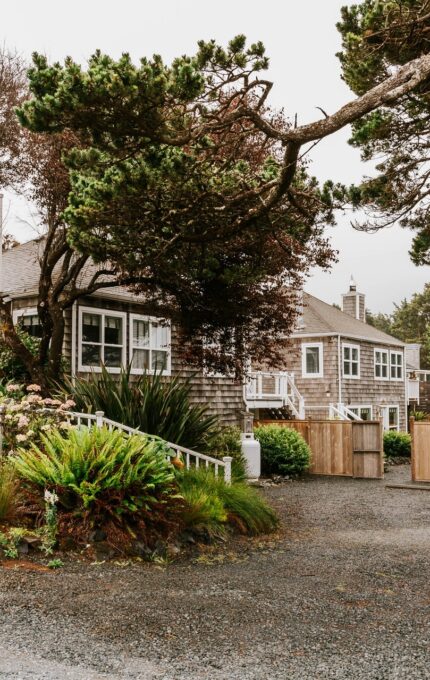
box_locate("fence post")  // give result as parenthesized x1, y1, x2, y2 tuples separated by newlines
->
(95, 411, 104, 429)
(223, 456, 233, 485)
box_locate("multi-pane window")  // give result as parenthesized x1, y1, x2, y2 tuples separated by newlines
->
(381, 405, 399, 431)
(18, 313, 42, 338)
(302, 343, 323, 378)
(374, 349, 389, 379)
(343, 344, 360, 378)
(79, 308, 125, 372)
(390, 351, 403, 380)
(130, 315, 171, 375)
(349, 405, 372, 421)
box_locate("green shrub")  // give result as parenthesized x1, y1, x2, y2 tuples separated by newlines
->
(0, 463, 18, 520)
(412, 410, 428, 422)
(177, 468, 278, 537)
(61, 365, 219, 452)
(383, 430, 412, 458)
(0, 327, 40, 383)
(254, 425, 311, 476)
(206, 426, 246, 480)
(12, 426, 176, 518)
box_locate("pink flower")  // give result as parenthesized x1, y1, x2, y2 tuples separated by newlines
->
(26, 384, 42, 392)
(6, 384, 20, 393)
(42, 398, 62, 407)
(17, 415, 29, 429)
(25, 394, 43, 404)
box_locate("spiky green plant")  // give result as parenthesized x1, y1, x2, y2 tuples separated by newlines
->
(0, 463, 18, 520)
(12, 426, 176, 513)
(60, 365, 219, 451)
(177, 468, 278, 537)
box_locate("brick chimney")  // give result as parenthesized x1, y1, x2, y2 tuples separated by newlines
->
(341, 276, 366, 323)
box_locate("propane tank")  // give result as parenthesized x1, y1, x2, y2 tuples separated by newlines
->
(241, 432, 261, 480)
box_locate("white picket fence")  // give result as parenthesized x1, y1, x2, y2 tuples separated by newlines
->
(63, 410, 232, 483)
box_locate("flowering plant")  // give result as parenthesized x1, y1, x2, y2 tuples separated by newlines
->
(0, 384, 75, 456)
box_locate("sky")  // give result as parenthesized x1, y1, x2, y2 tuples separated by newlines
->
(1, 0, 429, 313)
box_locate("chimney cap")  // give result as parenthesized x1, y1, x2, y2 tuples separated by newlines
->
(349, 275, 356, 292)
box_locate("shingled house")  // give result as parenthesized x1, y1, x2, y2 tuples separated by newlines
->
(1, 239, 245, 425)
(1, 240, 409, 430)
(245, 280, 408, 431)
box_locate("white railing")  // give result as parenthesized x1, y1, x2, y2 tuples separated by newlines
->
(328, 403, 362, 421)
(60, 410, 232, 483)
(244, 371, 305, 419)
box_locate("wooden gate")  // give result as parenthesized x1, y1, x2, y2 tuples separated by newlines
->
(255, 419, 383, 479)
(411, 419, 430, 482)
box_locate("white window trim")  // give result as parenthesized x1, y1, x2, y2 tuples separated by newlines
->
(374, 348, 390, 381)
(381, 404, 400, 432)
(389, 350, 404, 381)
(78, 306, 126, 374)
(129, 313, 171, 376)
(12, 307, 38, 325)
(342, 342, 360, 379)
(348, 405, 373, 420)
(301, 342, 324, 378)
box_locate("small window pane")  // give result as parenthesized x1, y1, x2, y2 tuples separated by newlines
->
(152, 350, 168, 371)
(133, 320, 150, 347)
(104, 316, 122, 345)
(151, 323, 169, 349)
(82, 313, 101, 343)
(104, 346, 122, 368)
(388, 407, 399, 429)
(82, 344, 101, 366)
(361, 407, 371, 421)
(306, 347, 320, 374)
(132, 348, 150, 370)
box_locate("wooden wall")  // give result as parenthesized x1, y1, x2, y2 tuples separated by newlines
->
(411, 419, 430, 482)
(255, 419, 384, 479)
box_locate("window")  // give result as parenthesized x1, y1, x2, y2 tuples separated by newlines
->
(78, 307, 125, 372)
(390, 351, 403, 380)
(343, 343, 360, 378)
(374, 349, 389, 380)
(348, 405, 372, 421)
(13, 308, 42, 338)
(302, 343, 323, 378)
(130, 315, 171, 375)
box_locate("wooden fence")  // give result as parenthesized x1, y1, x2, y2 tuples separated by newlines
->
(255, 419, 384, 479)
(410, 419, 430, 482)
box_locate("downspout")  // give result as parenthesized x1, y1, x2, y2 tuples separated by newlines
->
(337, 334, 342, 408)
(71, 302, 77, 385)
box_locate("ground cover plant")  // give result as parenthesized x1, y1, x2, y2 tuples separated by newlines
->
(254, 424, 311, 476)
(12, 425, 181, 552)
(383, 431, 411, 459)
(177, 467, 278, 538)
(63, 366, 219, 452)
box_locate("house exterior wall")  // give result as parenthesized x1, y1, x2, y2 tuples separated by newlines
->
(11, 295, 245, 426)
(72, 297, 245, 426)
(282, 334, 407, 429)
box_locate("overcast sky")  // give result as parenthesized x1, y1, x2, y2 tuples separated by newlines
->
(1, 0, 429, 312)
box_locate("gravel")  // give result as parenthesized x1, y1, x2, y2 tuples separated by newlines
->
(1, 465, 430, 679)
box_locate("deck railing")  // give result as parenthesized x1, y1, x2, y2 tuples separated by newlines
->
(49, 410, 232, 483)
(244, 371, 305, 419)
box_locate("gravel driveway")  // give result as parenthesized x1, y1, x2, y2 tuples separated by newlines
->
(1, 465, 430, 680)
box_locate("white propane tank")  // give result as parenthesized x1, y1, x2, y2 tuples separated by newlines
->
(241, 432, 261, 480)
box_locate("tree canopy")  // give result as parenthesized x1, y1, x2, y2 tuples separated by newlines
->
(337, 0, 430, 264)
(16, 34, 430, 374)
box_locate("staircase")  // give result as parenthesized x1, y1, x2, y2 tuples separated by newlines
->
(244, 371, 305, 419)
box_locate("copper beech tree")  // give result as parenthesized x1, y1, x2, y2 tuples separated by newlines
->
(2, 30, 430, 387)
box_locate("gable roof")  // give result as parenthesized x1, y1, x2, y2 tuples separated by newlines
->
(1, 239, 405, 348)
(0, 238, 142, 302)
(296, 293, 405, 347)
